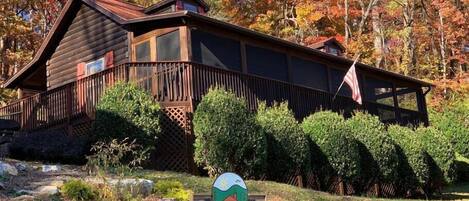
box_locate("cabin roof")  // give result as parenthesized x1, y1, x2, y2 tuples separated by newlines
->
(3, 0, 433, 89)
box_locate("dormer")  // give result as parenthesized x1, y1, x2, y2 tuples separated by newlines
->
(310, 37, 346, 57)
(144, 0, 210, 15)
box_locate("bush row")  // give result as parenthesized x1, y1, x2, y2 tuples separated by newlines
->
(193, 88, 459, 196)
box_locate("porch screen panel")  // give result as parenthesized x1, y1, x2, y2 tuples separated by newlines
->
(364, 77, 394, 106)
(246, 45, 288, 81)
(330, 68, 353, 97)
(136, 41, 151, 62)
(396, 87, 419, 111)
(191, 30, 242, 71)
(364, 77, 396, 122)
(157, 30, 181, 61)
(291, 57, 328, 91)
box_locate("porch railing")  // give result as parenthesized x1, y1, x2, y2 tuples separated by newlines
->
(0, 62, 428, 131)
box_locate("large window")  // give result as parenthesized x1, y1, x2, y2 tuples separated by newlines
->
(135, 41, 151, 62)
(246, 45, 288, 81)
(291, 57, 328, 91)
(191, 30, 242, 71)
(156, 30, 180, 61)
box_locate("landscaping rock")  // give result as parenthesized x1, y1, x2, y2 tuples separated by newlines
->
(15, 162, 28, 172)
(42, 165, 61, 172)
(36, 185, 59, 196)
(0, 161, 18, 176)
(87, 179, 154, 197)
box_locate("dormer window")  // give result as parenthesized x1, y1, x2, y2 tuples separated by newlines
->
(144, 0, 209, 15)
(310, 37, 346, 57)
(183, 2, 199, 12)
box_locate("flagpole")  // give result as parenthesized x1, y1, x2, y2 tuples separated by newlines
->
(331, 54, 361, 102)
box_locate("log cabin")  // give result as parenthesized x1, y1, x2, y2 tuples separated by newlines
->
(0, 0, 432, 172)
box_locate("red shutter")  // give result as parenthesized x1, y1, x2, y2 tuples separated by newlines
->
(76, 62, 85, 79)
(197, 6, 205, 14)
(105, 51, 114, 68)
(176, 0, 184, 10)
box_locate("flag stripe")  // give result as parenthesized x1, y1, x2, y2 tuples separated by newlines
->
(342, 63, 362, 105)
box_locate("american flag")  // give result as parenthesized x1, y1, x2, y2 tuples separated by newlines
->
(342, 58, 362, 105)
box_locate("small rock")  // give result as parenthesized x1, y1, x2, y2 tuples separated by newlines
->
(42, 165, 60, 172)
(36, 185, 59, 196)
(0, 161, 18, 176)
(16, 189, 34, 195)
(108, 179, 154, 197)
(15, 163, 28, 172)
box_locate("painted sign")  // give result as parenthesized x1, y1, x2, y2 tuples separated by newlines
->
(212, 172, 248, 201)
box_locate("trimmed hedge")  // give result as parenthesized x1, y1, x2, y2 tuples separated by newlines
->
(93, 82, 161, 150)
(345, 112, 399, 183)
(193, 88, 267, 177)
(302, 111, 361, 182)
(417, 126, 457, 184)
(430, 108, 469, 159)
(388, 125, 430, 190)
(256, 102, 310, 179)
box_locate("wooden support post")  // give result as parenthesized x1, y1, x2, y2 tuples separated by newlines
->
(297, 175, 304, 188)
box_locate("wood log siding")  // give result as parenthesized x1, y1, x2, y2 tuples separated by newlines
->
(47, 3, 128, 89)
(0, 62, 428, 132)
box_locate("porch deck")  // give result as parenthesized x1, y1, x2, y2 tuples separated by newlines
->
(0, 62, 427, 132)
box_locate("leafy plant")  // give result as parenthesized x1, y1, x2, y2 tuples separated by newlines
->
(86, 138, 148, 176)
(388, 125, 430, 191)
(302, 111, 361, 182)
(430, 103, 469, 158)
(345, 112, 399, 183)
(193, 87, 267, 177)
(93, 82, 161, 151)
(417, 126, 457, 184)
(61, 179, 98, 201)
(154, 180, 191, 201)
(256, 102, 310, 180)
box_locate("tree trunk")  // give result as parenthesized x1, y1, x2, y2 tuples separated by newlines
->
(372, 2, 384, 68)
(438, 10, 447, 80)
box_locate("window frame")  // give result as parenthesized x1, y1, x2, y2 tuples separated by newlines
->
(131, 27, 182, 62)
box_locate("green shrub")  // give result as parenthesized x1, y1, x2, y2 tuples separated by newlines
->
(193, 88, 267, 177)
(154, 180, 191, 201)
(417, 126, 457, 184)
(302, 111, 361, 182)
(430, 107, 469, 158)
(256, 102, 310, 179)
(345, 112, 399, 183)
(61, 179, 98, 201)
(94, 82, 161, 150)
(388, 125, 430, 190)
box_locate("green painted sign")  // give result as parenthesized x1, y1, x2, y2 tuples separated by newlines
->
(212, 172, 248, 201)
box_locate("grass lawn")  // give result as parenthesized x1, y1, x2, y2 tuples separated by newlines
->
(134, 170, 469, 201)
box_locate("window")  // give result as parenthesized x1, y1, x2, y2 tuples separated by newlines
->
(156, 30, 180, 61)
(246, 45, 288, 81)
(85, 58, 105, 75)
(191, 30, 242, 71)
(329, 47, 340, 56)
(291, 57, 328, 91)
(183, 2, 198, 12)
(135, 41, 151, 62)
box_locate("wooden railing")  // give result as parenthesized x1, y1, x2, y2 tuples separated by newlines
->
(0, 62, 428, 131)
